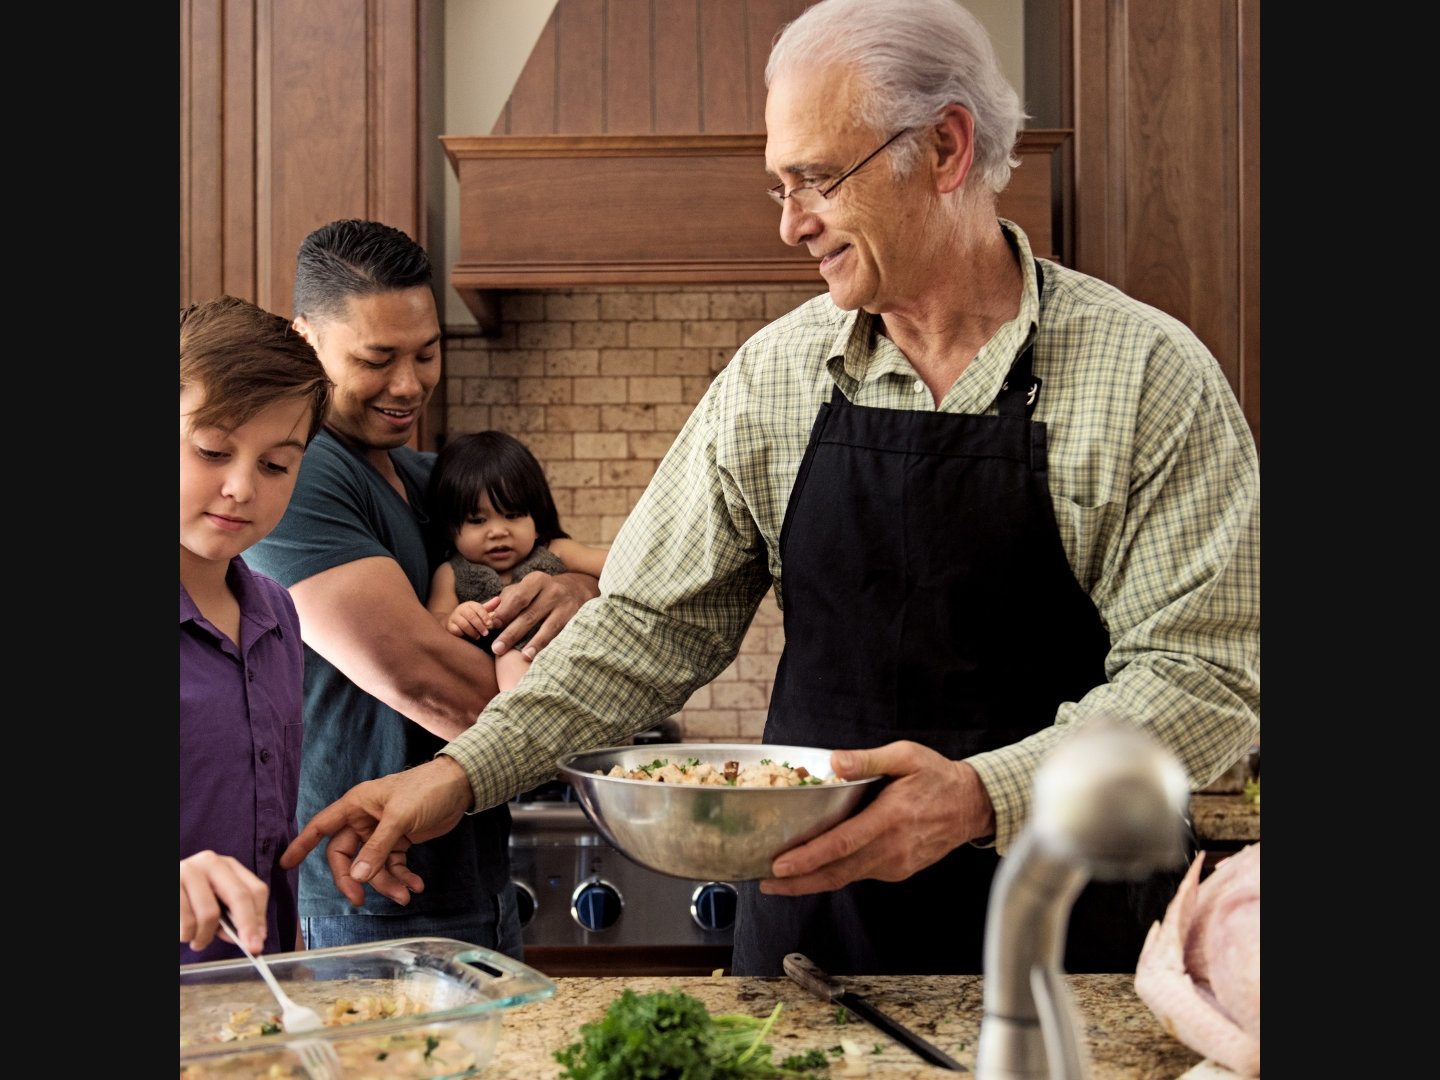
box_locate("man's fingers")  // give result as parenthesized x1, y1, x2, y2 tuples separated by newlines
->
(770, 801, 890, 878)
(488, 573, 544, 627)
(349, 813, 414, 884)
(282, 804, 352, 870)
(831, 740, 921, 780)
(492, 603, 543, 653)
(759, 849, 876, 896)
(519, 609, 567, 656)
(323, 827, 370, 906)
(386, 851, 426, 893)
(366, 865, 414, 906)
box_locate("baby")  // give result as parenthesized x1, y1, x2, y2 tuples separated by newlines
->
(426, 431, 607, 690)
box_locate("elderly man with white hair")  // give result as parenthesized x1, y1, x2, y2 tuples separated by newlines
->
(283, 0, 1259, 976)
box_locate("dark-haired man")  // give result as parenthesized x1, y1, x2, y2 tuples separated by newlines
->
(246, 220, 599, 953)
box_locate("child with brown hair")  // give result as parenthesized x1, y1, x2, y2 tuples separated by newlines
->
(179, 296, 421, 963)
(426, 431, 607, 691)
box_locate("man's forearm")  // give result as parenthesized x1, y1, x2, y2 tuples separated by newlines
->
(291, 557, 500, 742)
(385, 639, 498, 741)
(443, 585, 762, 812)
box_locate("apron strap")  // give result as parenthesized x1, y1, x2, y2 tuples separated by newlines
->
(997, 259, 1046, 419)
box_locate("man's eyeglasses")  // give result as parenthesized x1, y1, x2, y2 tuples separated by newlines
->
(767, 129, 911, 214)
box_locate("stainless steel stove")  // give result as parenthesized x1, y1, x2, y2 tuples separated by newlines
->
(507, 784, 737, 949)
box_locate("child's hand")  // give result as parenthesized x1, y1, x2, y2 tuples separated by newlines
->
(447, 600, 499, 640)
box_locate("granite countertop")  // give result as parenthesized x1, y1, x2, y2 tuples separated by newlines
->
(1191, 795, 1260, 844)
(484, 974, 1202, 1079)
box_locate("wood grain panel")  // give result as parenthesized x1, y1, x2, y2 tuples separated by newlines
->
(653, 0, 699, 133)
(369, 0, 419, 240)
(743, 0, 805, 132)
(263, 0, 369, 316)
(184, 0, 224, 306)
(495, 0, 807, 138)
(181, 0, 194, 303)
(1125, 0, 1237, 388)
(445, 131, 1065, 298)
(222, 0, 257, 301)
(1238, 0, 1259, 447)
(1072, 0, 1109, 283)
(501, 8, 558, 134)
(606, 0, 653, 133)
(557, 0, 605, 134)
(700, 0, 748, 133)
(457, 154, 791, 265)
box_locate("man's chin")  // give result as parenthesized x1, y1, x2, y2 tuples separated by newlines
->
(358, 414, 419, 449)
(824, 279, 869, 313)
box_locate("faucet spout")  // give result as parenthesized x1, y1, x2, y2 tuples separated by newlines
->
(975, 720, 1189, 1080)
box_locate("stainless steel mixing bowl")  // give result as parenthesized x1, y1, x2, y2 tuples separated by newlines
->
(557, 743, 882, 881)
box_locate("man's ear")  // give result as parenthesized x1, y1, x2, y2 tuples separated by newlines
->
(931, 104, 976, 197)
(293, 315, 320, 349)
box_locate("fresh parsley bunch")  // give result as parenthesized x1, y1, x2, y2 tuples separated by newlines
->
(554, 988, 830, 1079)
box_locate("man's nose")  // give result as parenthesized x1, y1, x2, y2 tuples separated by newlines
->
(778, 198, 821, 248)
(389, 359, 424, 401)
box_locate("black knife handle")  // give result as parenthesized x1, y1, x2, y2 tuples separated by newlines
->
(841, 993, 968, 1072)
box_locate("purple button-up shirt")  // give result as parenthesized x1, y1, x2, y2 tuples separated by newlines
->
(180, 556, 304, 964)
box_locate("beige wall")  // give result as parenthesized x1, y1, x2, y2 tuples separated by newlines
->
(963, 0, 1025, 101)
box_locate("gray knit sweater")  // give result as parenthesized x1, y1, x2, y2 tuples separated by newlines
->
(450, 544, 568, 606)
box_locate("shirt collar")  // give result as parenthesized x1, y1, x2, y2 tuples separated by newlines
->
(823, 219, 1042, 407)
(179, 556, 282, 644)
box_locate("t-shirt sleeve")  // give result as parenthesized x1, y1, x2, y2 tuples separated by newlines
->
(245, 443, 393, 589)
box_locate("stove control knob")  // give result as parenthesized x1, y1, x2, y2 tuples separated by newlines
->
(691, 882, 738, 931)
(571, 881, 623, 931)
(511, 881, 538, 928)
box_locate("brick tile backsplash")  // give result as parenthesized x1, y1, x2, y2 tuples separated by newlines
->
(445, 284, 826, 742)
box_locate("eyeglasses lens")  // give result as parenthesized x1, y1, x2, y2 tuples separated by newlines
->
(767, 187, 830, 213)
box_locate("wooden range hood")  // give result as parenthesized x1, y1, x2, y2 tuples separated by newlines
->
(443, 131, 1070, 333)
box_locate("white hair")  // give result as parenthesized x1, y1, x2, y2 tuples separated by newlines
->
(765, 0, 1026, 194)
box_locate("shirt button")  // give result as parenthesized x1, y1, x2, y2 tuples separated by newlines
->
(260, 748, 271, 763)
(247, 669, 254, 682)
(261, 838, 273, 854)
(913, 380, 924, 393)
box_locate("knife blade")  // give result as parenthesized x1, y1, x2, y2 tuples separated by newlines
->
(783, 952, 968, 1072)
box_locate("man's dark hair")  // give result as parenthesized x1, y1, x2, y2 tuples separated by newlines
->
(293, 219, 432, 324)
(430, 432, 570, 549)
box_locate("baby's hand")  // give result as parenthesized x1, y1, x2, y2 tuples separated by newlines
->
(447, 601, 498, 640)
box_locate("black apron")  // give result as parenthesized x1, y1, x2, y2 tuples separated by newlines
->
(732, 264, 1191, 975)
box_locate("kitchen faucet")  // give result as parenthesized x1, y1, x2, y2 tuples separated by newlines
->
(975, 720, 1190, 1080)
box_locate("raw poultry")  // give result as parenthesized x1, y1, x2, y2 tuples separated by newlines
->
(1135, 843, 1261, 1076)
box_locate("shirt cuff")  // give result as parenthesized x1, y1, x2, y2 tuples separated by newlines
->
(437, 717, 526, 815)
(964, 725, 1069, 856)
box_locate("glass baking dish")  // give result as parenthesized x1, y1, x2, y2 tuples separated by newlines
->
(180, 937, 555, 1079)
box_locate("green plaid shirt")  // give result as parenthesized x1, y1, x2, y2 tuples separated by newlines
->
(442, 223, 1260, 854)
